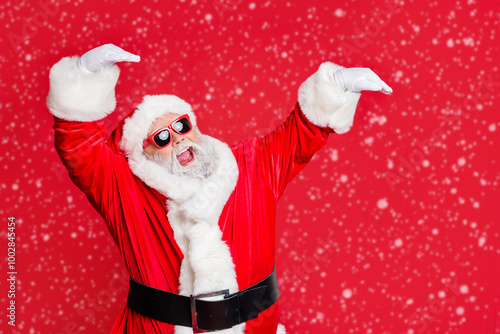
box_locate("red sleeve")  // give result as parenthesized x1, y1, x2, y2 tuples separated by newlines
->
(256, 102, 333, 200)
(52, 117, 131, 223)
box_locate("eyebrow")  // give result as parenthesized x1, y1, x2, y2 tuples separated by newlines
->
(151, 125, 169, 134)
(148, 114, 188, 136)
(150, 118, 177, 135)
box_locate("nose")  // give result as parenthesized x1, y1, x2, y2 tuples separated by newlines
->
(171, 131, 185, 146)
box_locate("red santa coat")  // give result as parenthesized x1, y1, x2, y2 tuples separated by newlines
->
(53, 102, 331, 333)
(48, 56, 361, 334)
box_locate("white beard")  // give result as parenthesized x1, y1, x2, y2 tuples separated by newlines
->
(130, 131, 243, 334)
(144, 129, 218, 181)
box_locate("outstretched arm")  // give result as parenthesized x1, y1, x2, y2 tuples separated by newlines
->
(257, 63, 392, 199)
(47, 44, 140, 216)
(299, 62, 392, 134)
(47, 44, 140, 122)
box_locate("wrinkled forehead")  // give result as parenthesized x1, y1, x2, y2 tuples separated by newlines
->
(148, 113, 184, 136)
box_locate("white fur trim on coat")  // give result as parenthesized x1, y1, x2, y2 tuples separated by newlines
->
(277, 324, 287, 334)
(298, 62, 361, 134)
(120, 95, 242, 333)
(46, 56, 120, 122)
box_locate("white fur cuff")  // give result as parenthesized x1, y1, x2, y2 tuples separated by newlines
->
(298, 62, 361, 134)
(46, 56, 120, 122)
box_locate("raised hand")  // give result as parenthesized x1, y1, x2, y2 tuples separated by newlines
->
(333, 67, 393, 94)
(76, 43, 140, 73)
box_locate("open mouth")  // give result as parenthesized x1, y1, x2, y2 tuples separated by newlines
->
(176, 147, 195, 166)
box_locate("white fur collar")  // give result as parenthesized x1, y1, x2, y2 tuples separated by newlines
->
(120, 96, 243, 333)
(128, 135, 243, 334)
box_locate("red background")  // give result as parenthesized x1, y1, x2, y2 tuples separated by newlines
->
(1, 0, 499, 333)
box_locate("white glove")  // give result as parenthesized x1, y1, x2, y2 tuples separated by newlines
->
(333, 67, 393, 94)
(76, 43, 140, 73)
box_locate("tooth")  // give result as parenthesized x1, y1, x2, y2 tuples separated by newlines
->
(177, 147, 189, 157)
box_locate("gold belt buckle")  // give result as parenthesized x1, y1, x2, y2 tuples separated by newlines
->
(190, 289, 230, 333)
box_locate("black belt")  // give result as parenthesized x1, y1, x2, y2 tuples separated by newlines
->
(127, 268, 280, 332)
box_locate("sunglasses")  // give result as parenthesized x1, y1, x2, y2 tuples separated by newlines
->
(143, 114, 193, 149)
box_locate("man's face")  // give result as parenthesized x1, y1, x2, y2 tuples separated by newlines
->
(143, 112, 218, 180)
(143, 113, 200, 166)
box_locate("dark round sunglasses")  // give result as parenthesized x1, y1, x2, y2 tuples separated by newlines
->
(143, 114, 193, 149)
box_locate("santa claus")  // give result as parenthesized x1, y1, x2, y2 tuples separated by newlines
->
(47, 44, 392, 333)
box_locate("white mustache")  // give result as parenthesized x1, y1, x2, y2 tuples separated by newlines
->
(148, 133, 218, 180)
(172, 141, 196, 157)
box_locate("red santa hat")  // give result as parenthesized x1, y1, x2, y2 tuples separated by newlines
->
(119, 94, 198, 157)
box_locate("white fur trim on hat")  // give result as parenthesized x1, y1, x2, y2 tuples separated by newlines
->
(120, 94, 197, 157)
(46, 56, 120, 122)
(298, 62, 361, 134)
